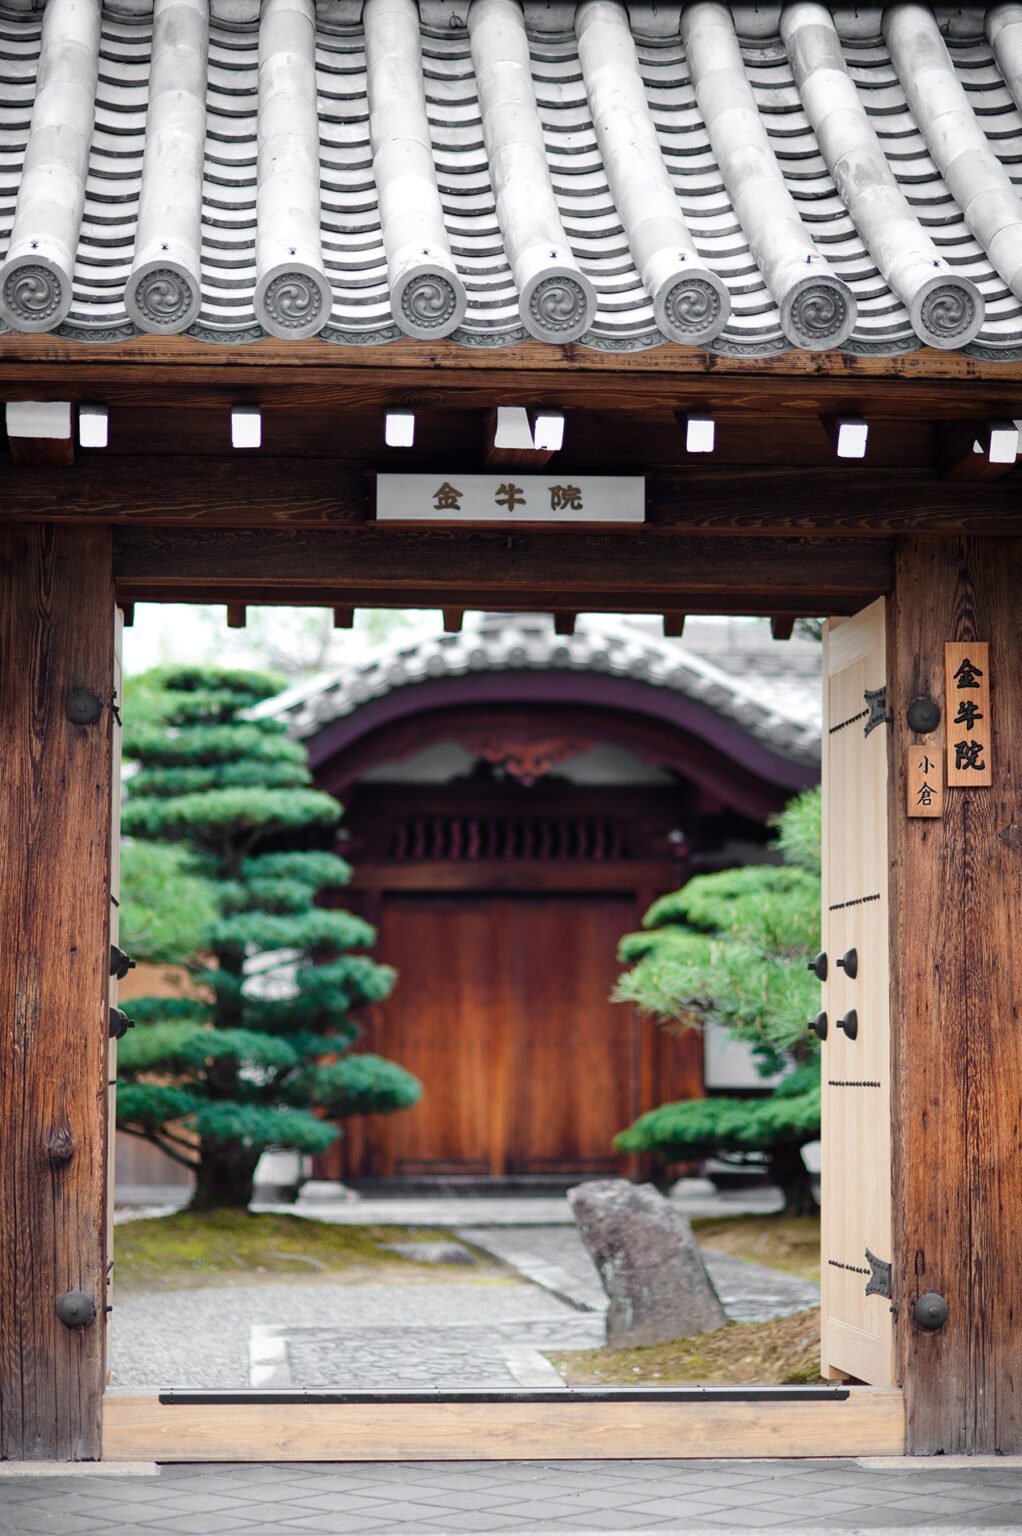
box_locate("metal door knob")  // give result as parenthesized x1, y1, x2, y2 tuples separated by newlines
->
(807, 1011, 828, 1041)
(836, 1009, 858, 1040)
(109, 944, 136, 980)
(56, 1291, 96, 1330)
(109, 1007, 135, 1040)
(913, 1292, 948, 1331)
(836, 948, 858, 980)
(807, 952, 828, 981)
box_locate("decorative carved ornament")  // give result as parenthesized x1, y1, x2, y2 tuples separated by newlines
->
(462, 734, 594, 788)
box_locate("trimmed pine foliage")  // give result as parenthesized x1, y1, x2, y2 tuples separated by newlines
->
(614, 788, 822, 1216)
(117, 667, 420, 1210)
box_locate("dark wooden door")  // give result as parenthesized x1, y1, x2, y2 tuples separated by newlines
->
(375, 895, 500, 1176)
(371, 891, 639, 1178)
(504, 894, 638, 1175)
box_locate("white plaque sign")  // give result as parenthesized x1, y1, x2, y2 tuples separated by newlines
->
(375, 475, 645, 523)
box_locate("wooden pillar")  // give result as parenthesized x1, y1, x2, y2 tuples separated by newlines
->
(0, 526, 115, 1461)
(889, 535, 1022, 1454)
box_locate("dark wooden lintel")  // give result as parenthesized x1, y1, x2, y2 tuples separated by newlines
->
(2, 457, 1022, 536)
(7, 433, 74, 467)
(1, 329, 1021, 401)
(112, 526, 893, 611)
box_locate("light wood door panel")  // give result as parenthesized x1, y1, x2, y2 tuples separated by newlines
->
(821, 599, 896, 1385)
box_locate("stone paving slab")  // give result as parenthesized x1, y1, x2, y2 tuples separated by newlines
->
(457, 1224, 821, 1324)
(111, 1278, 575, 1390)
(2, 1460, 1021, 1535)
(265, 1316, 606, 1390)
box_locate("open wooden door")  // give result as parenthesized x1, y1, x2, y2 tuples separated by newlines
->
(821, 599, 896, 1385)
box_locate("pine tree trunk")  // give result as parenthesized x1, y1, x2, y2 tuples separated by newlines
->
(767, 1143, 818, 1218)
(190, 1142, 261, 1212)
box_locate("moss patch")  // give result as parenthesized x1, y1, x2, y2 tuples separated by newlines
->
(693, 1213, 821, 1282)
(113, 1211, 497, 1292)
(547, 1308, 823, 1387)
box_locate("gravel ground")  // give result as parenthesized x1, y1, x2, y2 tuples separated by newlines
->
(109, 1277, 576, 1388)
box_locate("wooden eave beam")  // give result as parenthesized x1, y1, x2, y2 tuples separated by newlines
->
(0, 326, 1019, 381)
(3, 457, 1022, 536)
(3, 340, 1022, 418)
(112, 527, 893, 613)
(937, 421, 1020, 481)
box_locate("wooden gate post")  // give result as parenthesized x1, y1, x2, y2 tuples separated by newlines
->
(0, 526, 115, 1461)
(889, 535, 1022, 1455)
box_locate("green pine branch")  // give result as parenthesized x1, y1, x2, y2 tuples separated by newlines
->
(116, 665, 421, 1210)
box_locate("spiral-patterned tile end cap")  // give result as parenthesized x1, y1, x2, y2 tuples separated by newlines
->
(911, 274, 984, 351)
(780, 274, 856, 353)
(521, 265, 597, 344)
(392, 263, 466, 341)
(126, 260, 201, 336)
(0, 256, 71, 333)
(655, 269, 730, 346)
(255, 263, 332, 341)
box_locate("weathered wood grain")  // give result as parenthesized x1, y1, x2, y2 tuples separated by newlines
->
(0, 324, 1016, 386)
(2, 455, 1021, 535)
(890, 537, 1022, 1453)
(111, 527, 894, 611)
(1, 345, 1022, 421)
(0, 526, 114, 1460)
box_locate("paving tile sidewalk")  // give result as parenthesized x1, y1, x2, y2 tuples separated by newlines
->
(2, 1458, 1021, 1535)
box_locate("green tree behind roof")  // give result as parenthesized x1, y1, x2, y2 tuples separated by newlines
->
(117, 666, 421, 1211)
(614, 787, 822, 1217)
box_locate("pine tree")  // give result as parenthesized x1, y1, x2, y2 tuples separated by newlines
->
(116, 666, 420, 1211)
(613, 788, 822, 1216)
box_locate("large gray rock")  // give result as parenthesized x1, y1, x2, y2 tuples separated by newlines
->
(568, 1179, 727, 1348)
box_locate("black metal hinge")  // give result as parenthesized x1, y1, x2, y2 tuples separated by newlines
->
(865, 1248, 892, 1300)
(864, 687, 893, 737)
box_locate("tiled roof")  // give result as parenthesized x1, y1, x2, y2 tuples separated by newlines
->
(269, 612, 823, 766)
(2, 1, 1021, 358)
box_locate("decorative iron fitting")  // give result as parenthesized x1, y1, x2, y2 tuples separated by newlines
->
(66, 689, 103, 726)
(864, 687, 893, 736)
(865, 1248, 892, 1300)
(56, 1291, 96, 1330)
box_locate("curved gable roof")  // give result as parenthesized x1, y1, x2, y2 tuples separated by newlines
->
(269, 613, 822, 772)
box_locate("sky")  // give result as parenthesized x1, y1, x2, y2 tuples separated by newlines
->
(122, 603, 443, 681)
